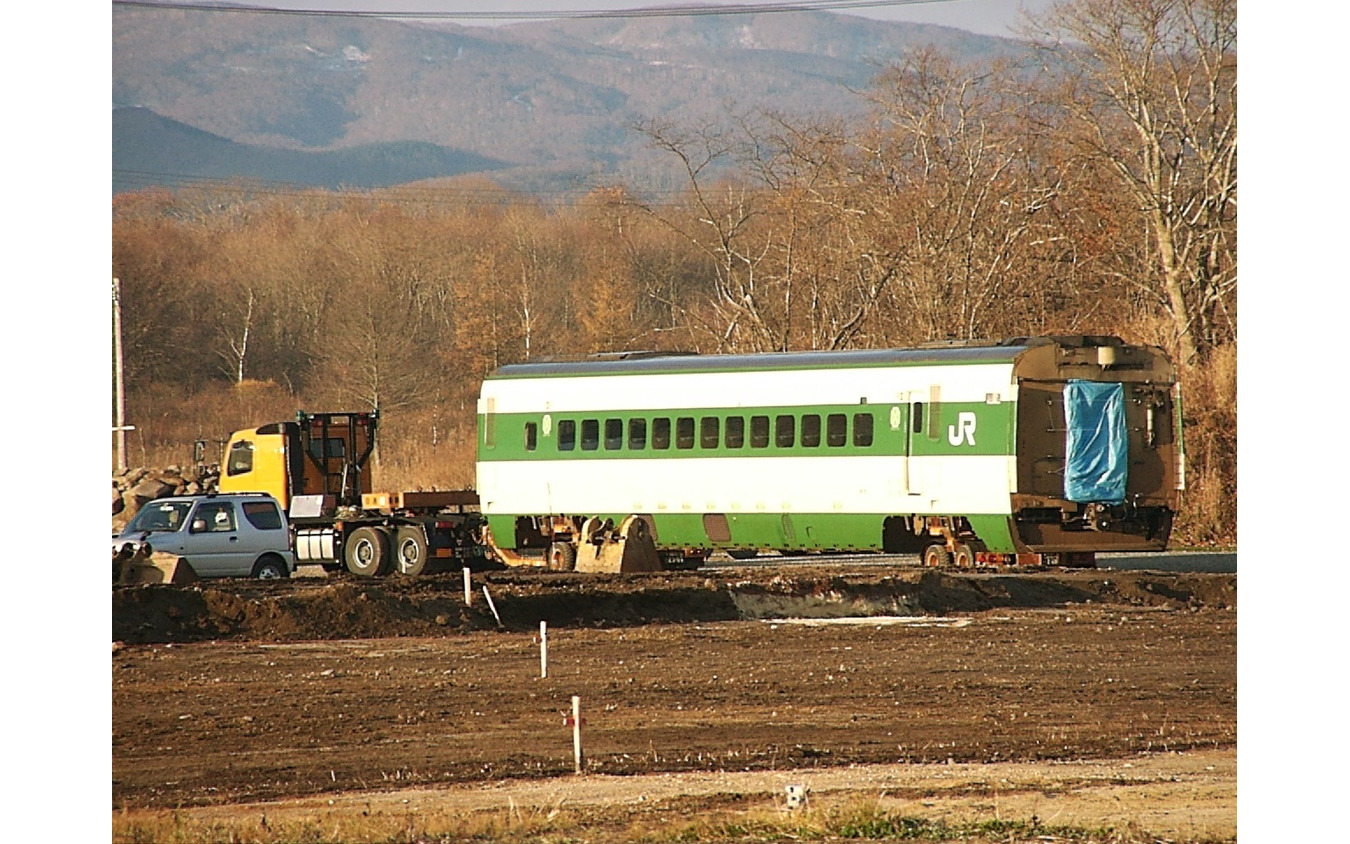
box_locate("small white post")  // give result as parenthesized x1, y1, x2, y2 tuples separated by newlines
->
(539, 621, 548, 679)
(571, 695, 584, 774)
(482, 585, 502, 627)
(462, 567, 472, 605)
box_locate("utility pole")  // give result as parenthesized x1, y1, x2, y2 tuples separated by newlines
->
(113, 277, 128, 473)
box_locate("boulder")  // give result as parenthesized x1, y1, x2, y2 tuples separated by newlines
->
(131, 476, 176, 504)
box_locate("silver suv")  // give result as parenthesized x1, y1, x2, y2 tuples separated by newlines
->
(113, 493, 295, 579)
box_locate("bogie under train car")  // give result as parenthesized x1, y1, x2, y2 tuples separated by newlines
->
(475, 336, 1183, 570)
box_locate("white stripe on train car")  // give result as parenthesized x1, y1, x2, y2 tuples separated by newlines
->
(477, 454, 1017, 517)
(479, 363, 1018, 415)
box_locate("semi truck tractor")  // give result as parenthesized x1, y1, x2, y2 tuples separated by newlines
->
(217, 410, 484, 576)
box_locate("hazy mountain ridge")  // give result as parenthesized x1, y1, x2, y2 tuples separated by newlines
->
(113, 107, 505, 194)
(112, 7, 1027, 194)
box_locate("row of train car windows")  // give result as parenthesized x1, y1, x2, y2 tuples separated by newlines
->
(525, 412, 877, 452)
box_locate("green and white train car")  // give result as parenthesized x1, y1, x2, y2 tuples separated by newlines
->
(475, 336, 1183, 569)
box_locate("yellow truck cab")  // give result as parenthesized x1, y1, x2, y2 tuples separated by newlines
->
(218, 412, 376, 509)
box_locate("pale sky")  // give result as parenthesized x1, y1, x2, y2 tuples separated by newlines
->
(226, 1, 1057, 38)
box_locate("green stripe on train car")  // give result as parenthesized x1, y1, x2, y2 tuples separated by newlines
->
(478, 400, 1016, 461)
(487, 511, 1019, 555)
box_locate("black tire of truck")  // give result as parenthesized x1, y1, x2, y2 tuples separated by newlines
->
(345, 526, 392, 576)
(393, 525, 431, 576)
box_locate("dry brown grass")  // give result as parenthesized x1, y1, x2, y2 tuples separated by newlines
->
(111, 795, 1184, 844)
(1172, 344, 1237, 547)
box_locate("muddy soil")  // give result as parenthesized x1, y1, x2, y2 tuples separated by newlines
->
(112, 565, 1235, 645)
(113, 566, 1236, 839)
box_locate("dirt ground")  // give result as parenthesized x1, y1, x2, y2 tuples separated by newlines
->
(112, 566, 1236, 841)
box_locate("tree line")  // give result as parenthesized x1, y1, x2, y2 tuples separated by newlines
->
(112, 0, 1236, 544)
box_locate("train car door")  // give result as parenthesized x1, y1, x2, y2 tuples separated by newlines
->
(905, 389, 939, 498)
(889, 400, 921, 497)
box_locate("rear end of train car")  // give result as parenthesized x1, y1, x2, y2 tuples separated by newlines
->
(1003, 336, 1183, 560)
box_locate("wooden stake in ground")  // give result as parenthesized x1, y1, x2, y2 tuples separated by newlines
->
(565, 695, 585, 774)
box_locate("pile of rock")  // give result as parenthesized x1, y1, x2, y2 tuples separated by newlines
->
(112, 465, 220, 528)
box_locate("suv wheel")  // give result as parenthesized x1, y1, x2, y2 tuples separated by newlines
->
(253, 555, 289, 580)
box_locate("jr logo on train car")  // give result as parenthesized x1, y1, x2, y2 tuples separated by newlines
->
(947, 412, 977, 446)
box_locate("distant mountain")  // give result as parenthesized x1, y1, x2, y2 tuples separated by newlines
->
(113, 107, 504, 194)
(112, 7, 1028, 195)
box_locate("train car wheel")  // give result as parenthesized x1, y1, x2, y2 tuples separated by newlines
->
(952, 544, 975, 568)
(923, 545, 951, 567)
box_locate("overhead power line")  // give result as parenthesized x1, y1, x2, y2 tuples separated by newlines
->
(111, 0, 960, 21)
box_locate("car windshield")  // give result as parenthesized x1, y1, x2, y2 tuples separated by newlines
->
(126, 501, 193, 533)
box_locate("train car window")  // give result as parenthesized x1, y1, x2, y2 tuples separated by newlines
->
(604, 418, 623, 450)
(524, 422, 538, 451)
(911, 402, 924, 434)
(628, 418, 647, 450)
(581, 419, 600, 451)
(725, 416, 745, 448)
(853, 413, 874, 447)
(827, 414, 847, 447)
(775, 415, 795, 448)
(483, 398, 496, 450)
(676, 417, 695, 449)
(652, 417, 671, 449)
(801, 414, 821, 447)
(750, 415, 770, 448)
(928, 386, 942, 440)
(700, 417, 720, 449)
(558, 420, 576, 451)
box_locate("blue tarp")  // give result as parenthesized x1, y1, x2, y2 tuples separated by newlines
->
(1064, 380, 1127, 503)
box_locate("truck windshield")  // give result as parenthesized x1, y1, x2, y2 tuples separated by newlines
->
(126, 501, 193, 533)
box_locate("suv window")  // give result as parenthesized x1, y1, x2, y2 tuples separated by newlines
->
(193, 502, 237, 533)
(127, 501, 193, 532)
(242, 501, 284, 530)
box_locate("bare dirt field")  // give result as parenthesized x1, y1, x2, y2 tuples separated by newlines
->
(112, 566, 1236, 842)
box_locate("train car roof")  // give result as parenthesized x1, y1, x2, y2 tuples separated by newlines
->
(486, 336, 1125, 380)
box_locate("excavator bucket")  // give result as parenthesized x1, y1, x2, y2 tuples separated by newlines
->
(114, 547, 200, 585)
(574, 515, 662, 573)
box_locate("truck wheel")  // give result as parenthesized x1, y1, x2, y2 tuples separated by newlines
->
(547, 541, 577, 571)
(393, 525, 430, 576)
(345, 526, 391, 576)
(923, 544, 951, 568)
(252, 555, 290, 580)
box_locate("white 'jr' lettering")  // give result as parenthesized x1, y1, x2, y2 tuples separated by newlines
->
(948, 412, 977, 446)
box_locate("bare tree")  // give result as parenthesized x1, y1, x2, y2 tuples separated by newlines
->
(1026, 0, 1237, 363)
(636, 114, 897, 352)
(855, 49, 1066, 344)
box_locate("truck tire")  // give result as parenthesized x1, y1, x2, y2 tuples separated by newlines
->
(345, 526, 391, 576)
(393, 525, 431, 576)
